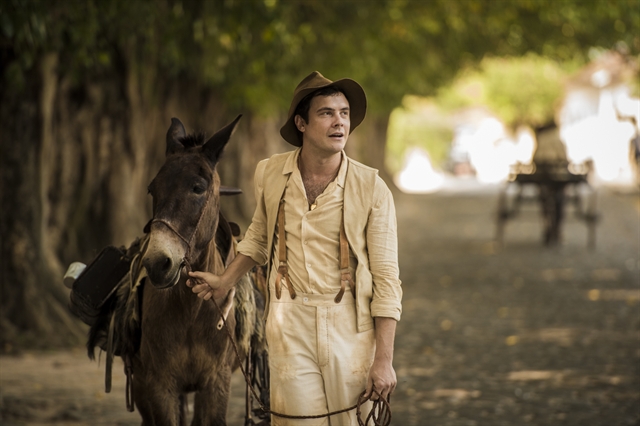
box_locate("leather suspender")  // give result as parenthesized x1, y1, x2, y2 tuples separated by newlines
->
(274, 199, 355, 303)
(275, 200, 297, 300)
(336, 215, 356, 303)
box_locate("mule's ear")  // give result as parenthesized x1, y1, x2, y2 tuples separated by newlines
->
(203, 114, 242, 164)
(166, 118, 187, 155)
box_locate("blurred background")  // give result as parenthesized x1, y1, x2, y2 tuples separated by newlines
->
(1, 1, 639, 425)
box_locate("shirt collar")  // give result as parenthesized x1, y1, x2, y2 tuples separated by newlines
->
(282, 147, 301, 175)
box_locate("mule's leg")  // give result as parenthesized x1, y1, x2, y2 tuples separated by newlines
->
(191, 366, 232, 426)
(134, 374, 182, 426)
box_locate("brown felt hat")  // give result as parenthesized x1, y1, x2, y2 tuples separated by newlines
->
(280, 71, 367, 147)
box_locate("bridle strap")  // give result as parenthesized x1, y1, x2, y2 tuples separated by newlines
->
(148, 192, 213, 273)
(149, 219, 190, 248)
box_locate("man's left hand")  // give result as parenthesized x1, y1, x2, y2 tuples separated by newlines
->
(365, 357, 397, 402)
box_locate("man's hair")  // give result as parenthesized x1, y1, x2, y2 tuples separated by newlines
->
(294, 86, 346, 124)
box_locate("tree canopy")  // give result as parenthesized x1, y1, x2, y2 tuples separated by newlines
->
(437, 53, 579, 128)
(3, 0, 639, 116)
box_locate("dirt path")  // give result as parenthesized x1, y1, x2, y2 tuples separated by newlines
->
(2, 185, 639, 425)
(0, 348, 249, 425)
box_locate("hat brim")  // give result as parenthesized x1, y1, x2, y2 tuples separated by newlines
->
(280, 78, 367, 147)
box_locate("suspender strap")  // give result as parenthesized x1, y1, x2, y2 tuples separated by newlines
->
(275, 200, 296, 300)
(275, 199, 355, 304)
(335, 214, 355, 303)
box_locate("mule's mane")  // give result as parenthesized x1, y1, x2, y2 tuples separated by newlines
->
(178, 133, 208, 149)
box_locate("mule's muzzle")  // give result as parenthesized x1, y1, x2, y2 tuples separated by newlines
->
(142, 253, 183, 289)
(142, 226, 188, 289)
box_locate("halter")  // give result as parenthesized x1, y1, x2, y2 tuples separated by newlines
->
(148, 190, 213, 275)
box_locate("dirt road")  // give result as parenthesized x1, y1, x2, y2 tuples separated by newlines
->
(2, 184, 638, 425)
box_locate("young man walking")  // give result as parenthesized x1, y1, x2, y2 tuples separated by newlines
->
(188, 71, 402, 425)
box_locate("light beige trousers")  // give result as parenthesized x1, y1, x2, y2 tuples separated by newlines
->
(266, 288, 375, 426)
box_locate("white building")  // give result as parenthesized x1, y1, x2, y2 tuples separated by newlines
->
(559, 51, 639, 186)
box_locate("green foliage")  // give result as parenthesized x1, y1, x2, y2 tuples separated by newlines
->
(3, 0, 639, 114)
(437, 54, 578, 128)
(386, 96, 453, 174)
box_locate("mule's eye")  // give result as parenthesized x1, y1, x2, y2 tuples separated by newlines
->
(193, 184, 206, 195)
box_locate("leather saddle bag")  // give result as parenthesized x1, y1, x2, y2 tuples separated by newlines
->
(68, 246, 131, 326)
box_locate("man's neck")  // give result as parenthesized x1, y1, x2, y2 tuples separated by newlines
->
(298, 148, 342, 179)
(298, 149, 342, 207)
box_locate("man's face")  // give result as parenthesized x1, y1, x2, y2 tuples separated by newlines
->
(295, 93, 351, 156)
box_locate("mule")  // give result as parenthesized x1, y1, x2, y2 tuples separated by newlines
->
(130, 115, 258, 425)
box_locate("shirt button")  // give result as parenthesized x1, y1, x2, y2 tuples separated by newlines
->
(307, 263, 311, 268)
(304, 240, 308, 245)
(303, 297, 309, 302)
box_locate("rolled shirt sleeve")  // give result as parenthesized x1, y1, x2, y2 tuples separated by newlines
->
(237, 160, 270, 265)
(367, 176, 403, 321)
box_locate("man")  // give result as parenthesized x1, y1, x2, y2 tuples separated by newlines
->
(188, 71, 402, 425)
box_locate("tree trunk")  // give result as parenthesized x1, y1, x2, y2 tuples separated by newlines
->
(0, 51, 270, 351)
(1, 54, 86, 351)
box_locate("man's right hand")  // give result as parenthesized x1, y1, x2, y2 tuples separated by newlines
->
(187, 271, 230, 301)
(186, 253, 259, 301)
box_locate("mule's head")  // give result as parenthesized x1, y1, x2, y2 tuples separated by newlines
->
(142, 115, 241, 289)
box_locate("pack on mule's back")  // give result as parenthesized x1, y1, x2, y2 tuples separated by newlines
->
(67, 246, 132, 326)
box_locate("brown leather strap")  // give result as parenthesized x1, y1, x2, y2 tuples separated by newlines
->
(335, 215, 355, 303)
(124, 354, 135, 412)
(275, 200, 296, 300)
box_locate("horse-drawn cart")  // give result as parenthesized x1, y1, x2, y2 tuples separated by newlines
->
(495, 161, 599, 248)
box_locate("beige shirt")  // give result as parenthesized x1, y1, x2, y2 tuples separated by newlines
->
(273, 149, 356, 295)
(237, 148, 402, 328)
